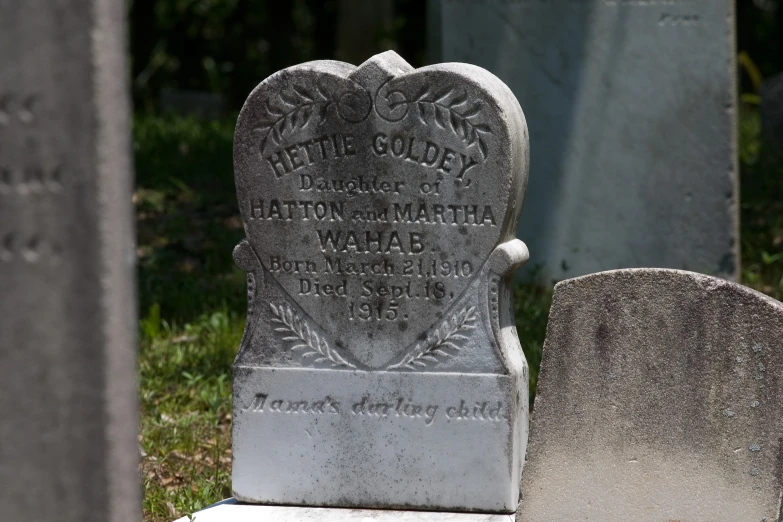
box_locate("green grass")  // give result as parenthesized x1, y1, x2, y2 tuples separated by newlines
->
(135, 115, 244, 521)
(137, 107, 781, 520)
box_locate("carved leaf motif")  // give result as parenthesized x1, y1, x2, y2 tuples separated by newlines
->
(450, 111, 461, 136)
(382, 83, 492, 161)
(386, 306, 477, 370)
(300, 105, 313, 128)
(317, 102, 330, 125)
(415, 102, 427, 124)
(279, 90, 298, 107)
(414, 85, 430, 101)
(461, 101, 482, 119)
(292, 85, 313, 102)
(315, 82, 330, 102)
(254, 82, 347, 153)
(266, 102, 283, 117)
(464, 120, 475, 145)
(477, 136, 488, 160)
(270, 126, 281, 146)
(434, 88, 452, 104)
(449, 91, 468, 108)
(269, 302, 356, 369)
(434, 106, 446, 129)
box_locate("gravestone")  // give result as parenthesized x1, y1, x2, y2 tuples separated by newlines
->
(231, 50, 531, 514)
(436, 0, 738, 281)
(519, 269, 783, 521)
(0, 0, 138, 521)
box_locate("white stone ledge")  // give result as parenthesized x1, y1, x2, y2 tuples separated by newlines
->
(175, 498, 515, 521)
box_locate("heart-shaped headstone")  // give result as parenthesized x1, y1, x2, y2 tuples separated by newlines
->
(233, 51, 528, 369)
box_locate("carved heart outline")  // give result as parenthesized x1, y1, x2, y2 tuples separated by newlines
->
(233, 52, 529, 369)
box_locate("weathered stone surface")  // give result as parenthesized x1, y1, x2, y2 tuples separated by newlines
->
(175, 498, 516, 521)
(437, 0, 738, 281)
(0, 1, 138, 521)
(232, 51, 530, 512)
(518, 269, 783, 521)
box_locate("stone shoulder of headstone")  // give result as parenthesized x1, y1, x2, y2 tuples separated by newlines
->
(230, 51, 531, 513)
(519, 268, 783, 522)
(761, 71, 783, 149)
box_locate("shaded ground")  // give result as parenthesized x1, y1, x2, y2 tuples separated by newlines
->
(137, 107, 781, 520)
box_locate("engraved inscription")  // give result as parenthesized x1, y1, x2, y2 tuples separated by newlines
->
(249, 124, 498, 340)
(372, 133, 479, 183)
(242, 392, 511, 426)
(657, 12, 700, 26)
(264, 133, 357, 178)
(0, 165, 65, 194)
(0, 232, 60, 264)
(0, 93, 38, 125)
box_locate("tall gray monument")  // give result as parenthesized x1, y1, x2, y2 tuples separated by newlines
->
(0, 1, 139, 521)
(229, 51, 531, 516)
(520, 269, 783, 521)
(436, 0, 738, 281)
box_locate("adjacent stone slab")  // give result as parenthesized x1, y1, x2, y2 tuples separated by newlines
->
(518, 269, 783, 521)
(0, 0, 138, 521)
(437, 0, 738, 281)
(232, 51, 531, 512)
(175, 498, 515, 521)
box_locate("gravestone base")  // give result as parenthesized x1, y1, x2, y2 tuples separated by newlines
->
(232, 367, 526, 513)
(174, 499, 515, 521)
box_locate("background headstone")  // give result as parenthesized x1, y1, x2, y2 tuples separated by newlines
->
(436, 0, 738, 281)
(231, 51, 531, 513)
(519, 269, 783, 521)
(0, 1, 139, 521)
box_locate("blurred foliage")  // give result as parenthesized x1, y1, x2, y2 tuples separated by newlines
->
(134, 114, 244, 322)
(129, 0, 427, 112)
(737, 0, 783, 91)
(739, 106, 783, 301)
